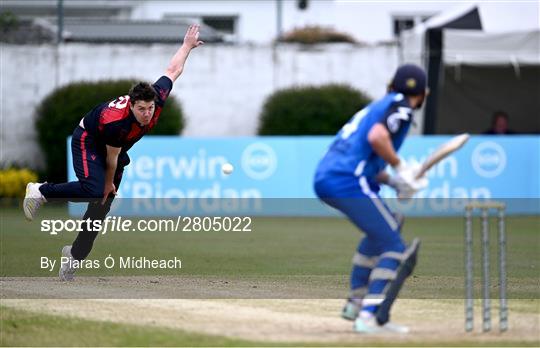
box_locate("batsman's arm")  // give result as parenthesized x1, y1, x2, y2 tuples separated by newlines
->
(367, 123, 401, 168)
(165, 24, 204, 83)
(102, 145, 121, 205)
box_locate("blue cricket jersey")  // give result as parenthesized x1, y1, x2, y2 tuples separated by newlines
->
(315, 92, 413, 184)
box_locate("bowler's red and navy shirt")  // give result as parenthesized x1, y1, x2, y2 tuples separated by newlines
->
(82, 76, 173, 153)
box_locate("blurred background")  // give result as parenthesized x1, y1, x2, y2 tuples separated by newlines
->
(0, 0, 539, 203)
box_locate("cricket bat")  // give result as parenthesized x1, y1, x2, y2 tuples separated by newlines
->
(415, 133, 470, 179)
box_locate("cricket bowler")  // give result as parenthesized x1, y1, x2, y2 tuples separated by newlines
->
(23, 25, 204, 281)
(314, 64, 429, 333)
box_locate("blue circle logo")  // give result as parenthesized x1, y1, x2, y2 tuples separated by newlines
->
(241, 143, 277, 180)
(471, 141, 506, 178)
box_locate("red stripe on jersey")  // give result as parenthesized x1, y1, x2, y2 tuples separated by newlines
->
(81, 131, 89, 178)
(126, 123, 144, 141)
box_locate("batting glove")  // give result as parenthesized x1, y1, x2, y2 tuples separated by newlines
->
(388, 160, 429, 200)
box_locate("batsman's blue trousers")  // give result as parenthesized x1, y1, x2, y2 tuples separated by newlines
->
(314, 174, 406, 313)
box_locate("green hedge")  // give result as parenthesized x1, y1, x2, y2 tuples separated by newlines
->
(36, 79, 184, 182)
(258, 84, 371, 135)
(279, 26, 356, 44)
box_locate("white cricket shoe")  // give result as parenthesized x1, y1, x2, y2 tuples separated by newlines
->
(23, 182, 46, 221)
(59, 245, 76, 281)
(354, 313, 409, 334)
(354, 316, 385, 334)
(381, 321, 410, 334)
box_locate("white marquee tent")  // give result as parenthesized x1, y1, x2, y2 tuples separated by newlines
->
(400, 4, 540, 134)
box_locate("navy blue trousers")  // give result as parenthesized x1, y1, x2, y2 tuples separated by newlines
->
(39, 126, 129, 260)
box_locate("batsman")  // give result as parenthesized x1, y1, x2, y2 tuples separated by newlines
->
(314, 64, 429, 333)
(23, 25, 204, 281)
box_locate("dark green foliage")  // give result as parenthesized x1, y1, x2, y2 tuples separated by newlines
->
(279, 26, 357, 44)
(0, 11, 19, 32)
(36, 79, 183, 182)
(258, 84, 371, 135)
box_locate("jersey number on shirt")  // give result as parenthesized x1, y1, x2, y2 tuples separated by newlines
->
(108, 95, 130, 109)
(340, 108, 369, 140)
(386, 107, 411, 134)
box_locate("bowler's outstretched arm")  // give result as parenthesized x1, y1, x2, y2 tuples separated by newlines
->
(165, 24, 204, 82)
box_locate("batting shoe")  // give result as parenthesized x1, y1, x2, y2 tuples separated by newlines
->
(381, 321, 410, 334)
(342, 299, 361, 321)
(59, 245, 76, 281)
(23, 182, 46, 221)
(354, 316, 386, 334)
(354, 313, 410, 334)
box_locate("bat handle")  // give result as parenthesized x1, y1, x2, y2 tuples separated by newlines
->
(415, 166, 427, 180)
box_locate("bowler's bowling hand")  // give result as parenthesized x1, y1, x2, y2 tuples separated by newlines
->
(183, 24, 204, 49)
(102, 183, 117, 205)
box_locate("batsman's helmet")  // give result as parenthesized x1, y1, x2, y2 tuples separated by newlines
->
(390, 64, 427, 95)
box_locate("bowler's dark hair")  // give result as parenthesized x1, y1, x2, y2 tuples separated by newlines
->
(129, 82, 157, 103)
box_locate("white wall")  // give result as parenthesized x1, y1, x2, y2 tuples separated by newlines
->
(3, 1, 537, 44)
(131, 0, 338, 43)
(334, 1, 454, 43)
(334, 1, 539, 41)
(128, 1, 539, 44)
(5, 1, 536, 44)
(0, 43, 398, 169)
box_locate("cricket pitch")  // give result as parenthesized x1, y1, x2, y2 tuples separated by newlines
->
(1, 276, 539, 346)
